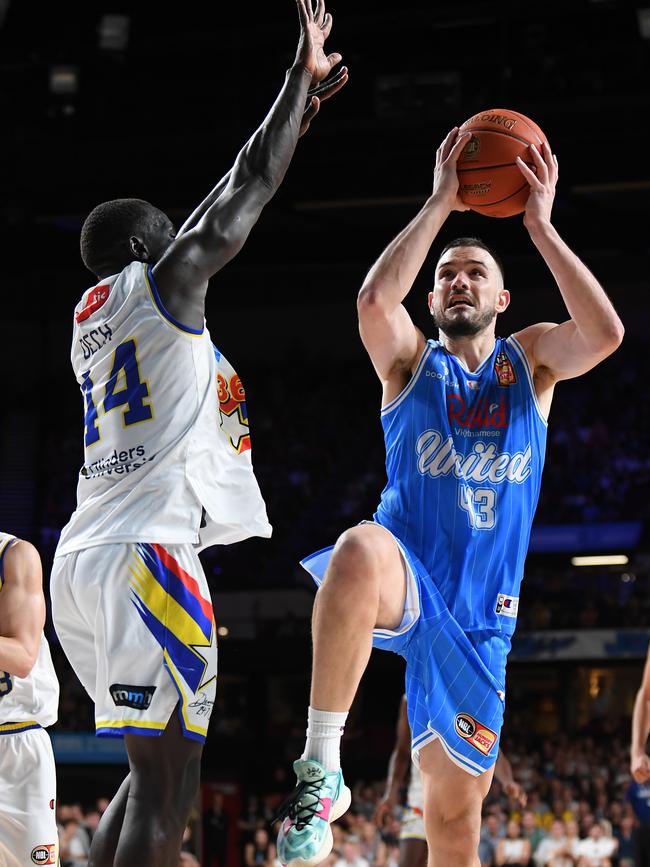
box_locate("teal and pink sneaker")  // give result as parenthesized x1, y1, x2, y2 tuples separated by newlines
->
(275, 759, 352, 867)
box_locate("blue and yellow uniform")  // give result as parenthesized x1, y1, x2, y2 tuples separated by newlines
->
(302, 336, 546, 775)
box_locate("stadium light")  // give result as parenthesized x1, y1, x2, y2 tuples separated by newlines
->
(98, 14, 130, 51)
(571, 554, 629, 567)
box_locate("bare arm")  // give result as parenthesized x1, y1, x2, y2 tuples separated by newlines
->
(631, 645, 650, 781)
(153, 0, 343, 329)
(514, 143, 623, 393)
(358, 128, 470, 402)
(175, 68, 348, 240)
(494, 750, 527, 807)
(0, 541, 45, 678)
(374, 695, 412, 828)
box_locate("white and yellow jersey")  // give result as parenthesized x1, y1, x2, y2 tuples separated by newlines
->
(56, 262, 272, 555)
(406, 758, 423, 811)
(0, 533, 59, 729)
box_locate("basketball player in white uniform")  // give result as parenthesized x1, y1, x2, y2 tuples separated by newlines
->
(0, 533, 59, 867)
(49, 4, 346, 866)
(374, 696, 526, 867)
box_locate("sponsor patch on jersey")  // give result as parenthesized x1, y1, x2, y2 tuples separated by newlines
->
(454, 713, 497, 756)
(495, 593, 519, 618)
(109, 683, 156, 710)
(75, 283, 111, 323)
(494, 350, 517, 386)
(447, 393, 508, 429)
(31, 844, 56, 865)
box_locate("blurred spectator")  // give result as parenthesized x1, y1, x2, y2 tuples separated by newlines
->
(494, 819, 531, 866)
(574, 821, 617, 866)
(533, 819, 572, 867)
(627, 781, 650, 866)
(244, 826, 277, 867)
(615, 814, 637, 867)
(203, 791, 229, 867)
(480, 812, 505, 867)
(59, 818, 89, 867)
(521, 809, 546, 854)
(333, 835, 370, 867)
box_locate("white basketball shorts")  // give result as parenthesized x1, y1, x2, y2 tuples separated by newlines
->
(0, 724, 58, 867)
(399, 805, 426, 841)
(51, 542, 217, 742)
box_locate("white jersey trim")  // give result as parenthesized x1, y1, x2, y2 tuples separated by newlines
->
(411, 727, 484, 777)
(506, 335, 548, 427)
(381, 342, 434, 416)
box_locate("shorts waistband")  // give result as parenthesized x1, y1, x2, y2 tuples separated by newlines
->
(0, 720, 41, 735)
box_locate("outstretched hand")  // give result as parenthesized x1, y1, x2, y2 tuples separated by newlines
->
(433, 127, 472, 213)
(516, 140, 558, 228)
(295, 0, 343, 85)
(299, 66, 349, 136)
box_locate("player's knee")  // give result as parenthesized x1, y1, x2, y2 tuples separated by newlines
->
(429, 803, 481, 862)
(325, 527, 382, 595)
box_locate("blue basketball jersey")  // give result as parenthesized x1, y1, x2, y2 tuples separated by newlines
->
(374, 336, 547, 634)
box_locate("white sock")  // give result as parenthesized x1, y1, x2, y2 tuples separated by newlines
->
(301, 706, 348, 772)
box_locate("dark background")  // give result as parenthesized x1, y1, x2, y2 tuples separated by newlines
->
(1, 0, 649, 861)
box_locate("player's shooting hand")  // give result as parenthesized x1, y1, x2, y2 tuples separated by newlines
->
(517, 141, 558, 229)
(373, 794, 397, 829)
(295, 0, 343, 85)
(504, 781, 528, 808)
(299, 66, 349, 136)
(433, 127, 472, 213)
(632, 753, 650, 783)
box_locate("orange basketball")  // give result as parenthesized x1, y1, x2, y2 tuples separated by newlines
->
(456, 108, 548, 218)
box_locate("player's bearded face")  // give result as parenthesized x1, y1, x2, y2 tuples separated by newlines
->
(430, 250, 504, 337)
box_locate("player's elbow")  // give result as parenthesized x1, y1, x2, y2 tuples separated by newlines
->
(358, 282, 389, 314)
(595, 315, 625, 354)
(12, 651, 37, 680)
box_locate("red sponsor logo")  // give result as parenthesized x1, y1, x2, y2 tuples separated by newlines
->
(31, 844, 56, 865)
(454, 713, 497, 756)
(75, 284, 111, 323)
(494, 351, 517, 386)
(447, 393, 507, 429)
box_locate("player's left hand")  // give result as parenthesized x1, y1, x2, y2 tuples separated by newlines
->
(504, 780, 528, 807)
(300, 66, 349, 137)
(516, 141, 558, 228)
(295, 0, 343, 85)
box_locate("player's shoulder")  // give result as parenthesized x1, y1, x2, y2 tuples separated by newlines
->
(0, 538, 43, 590)
(510, 323, 559, 356)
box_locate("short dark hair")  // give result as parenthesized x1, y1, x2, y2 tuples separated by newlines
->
(80, 198, 160, 277)
(438, 236, 505, 283)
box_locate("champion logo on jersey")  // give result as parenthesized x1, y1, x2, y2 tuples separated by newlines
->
(495, 593, 519, 618)
(75, 284, 111, 323)
(447, 393, 508, 429)
(494, 351, 517, 386)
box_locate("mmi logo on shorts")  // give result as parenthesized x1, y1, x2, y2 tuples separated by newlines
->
(31, 844, 56, 865)
(109, 683, 156, 710)
(495, 593, 519, 618)
(454, 713, 497, 756)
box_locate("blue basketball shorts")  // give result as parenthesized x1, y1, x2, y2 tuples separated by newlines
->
(301, 524, 509, 777)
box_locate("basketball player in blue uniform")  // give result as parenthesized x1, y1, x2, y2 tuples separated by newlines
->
(276, 128, 624, 866)
(49, 4, 345, 867)
(374, 695, 526, 867)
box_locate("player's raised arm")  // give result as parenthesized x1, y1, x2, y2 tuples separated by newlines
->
(153, 0, 344, 328)
(514, 142, 624, 387)
(631, 646, 650, 782)
(0, 541, 45, 679)
(175, 67, 348, 240)
(374, 695, 411, 829)
(358, 128, 471, 394)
